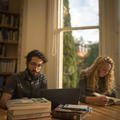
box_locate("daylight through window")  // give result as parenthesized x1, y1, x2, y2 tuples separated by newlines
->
(57, 0, 99, 88)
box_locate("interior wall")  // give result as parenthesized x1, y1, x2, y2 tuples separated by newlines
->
(19, 0, 47, 72)
(116, 0, 120, 98)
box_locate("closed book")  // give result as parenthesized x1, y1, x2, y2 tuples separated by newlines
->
(0, 76, 4, 88)
(7, 98, 51, 110)
(7, 111, 51, 120)
(8, 107, 51, 116)
(52, 104, 90, 120)
(62, 104, 92, 111)
(8, 116, 52, 120)
(27, 116, 52, 120)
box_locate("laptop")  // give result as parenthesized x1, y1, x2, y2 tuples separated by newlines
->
(38, 88, 80, 109)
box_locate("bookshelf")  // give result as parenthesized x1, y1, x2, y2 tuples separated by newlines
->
(0, 9, 20, 89)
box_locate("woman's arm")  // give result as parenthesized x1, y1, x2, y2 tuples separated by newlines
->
(85, 96, 109, 106)
(79, 78, 109, 105)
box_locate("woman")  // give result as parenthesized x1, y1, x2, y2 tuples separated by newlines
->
(79, 56, 116, 106)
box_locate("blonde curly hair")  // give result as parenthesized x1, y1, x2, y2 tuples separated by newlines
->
(80, 56, 115, 94)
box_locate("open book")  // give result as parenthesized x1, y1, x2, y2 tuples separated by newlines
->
(93, 92, 120, 105)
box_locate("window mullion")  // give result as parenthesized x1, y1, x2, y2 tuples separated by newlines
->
(57, 26, 99, 32)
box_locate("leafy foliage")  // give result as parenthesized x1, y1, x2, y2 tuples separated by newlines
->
(84, 43, 99, 67)
(63, 0, 79, 88)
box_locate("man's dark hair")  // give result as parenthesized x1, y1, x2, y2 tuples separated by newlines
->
(26, 49, 48, 63)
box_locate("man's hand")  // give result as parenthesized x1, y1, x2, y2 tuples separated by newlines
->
(0, 93, 12, 109)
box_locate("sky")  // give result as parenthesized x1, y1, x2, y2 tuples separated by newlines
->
(68, 0, 99, 44)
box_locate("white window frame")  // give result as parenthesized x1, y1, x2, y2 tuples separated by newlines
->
(47, 0, 118, 90)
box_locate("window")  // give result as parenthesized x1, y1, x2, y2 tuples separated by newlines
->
(57, 0, 99, 88)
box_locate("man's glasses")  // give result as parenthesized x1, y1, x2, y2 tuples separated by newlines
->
(30, 62, 43, 69)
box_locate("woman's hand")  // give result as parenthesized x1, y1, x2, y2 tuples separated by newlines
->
(94, 96, 109, 105)
(86, 96, 109, 106)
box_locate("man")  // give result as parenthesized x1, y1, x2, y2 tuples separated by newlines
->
(0, 49, 48, 109)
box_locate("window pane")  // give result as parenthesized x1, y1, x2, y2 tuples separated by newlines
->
(73, 29, 99, 44)
(63, 30, 99, 88)
(61, 0, 99, 88)
(73, 29, 99, 71)
(63, 0, 99, 27)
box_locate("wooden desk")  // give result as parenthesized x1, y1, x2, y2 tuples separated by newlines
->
(1, 105, 120, 120)
(85, 105, 120, 120)
(0, 108, 7, 120)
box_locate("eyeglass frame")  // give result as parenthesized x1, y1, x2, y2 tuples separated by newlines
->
(29, 62, 43, 69)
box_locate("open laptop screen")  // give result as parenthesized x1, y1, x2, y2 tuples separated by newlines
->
(38, 88, 80, 109)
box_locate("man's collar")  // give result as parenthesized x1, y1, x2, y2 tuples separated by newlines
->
(25, 69, 40, 81)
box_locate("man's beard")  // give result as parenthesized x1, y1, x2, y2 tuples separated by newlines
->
(27, 68, 39, 77)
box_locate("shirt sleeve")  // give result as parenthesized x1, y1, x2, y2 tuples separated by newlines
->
(41, 74, 48, 89)
(3, 74, 17, 96)
(79, 78, 95, 103)
(79, 78, 87, 103)
(106, 89, 116, 98)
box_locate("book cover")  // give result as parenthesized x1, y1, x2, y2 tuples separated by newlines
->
(8, 107, 51, 116)
(63, 104, 92, 111)
(0, 76, 4, 88)
(7, 98, 51, 110)
(27, 116, 52, 120)
(8, 116, 52, 120)
(7, 111, 51, 120)
(0, 61, 2, 72)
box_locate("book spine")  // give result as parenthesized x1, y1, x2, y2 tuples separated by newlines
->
(52, 111, 80, 120)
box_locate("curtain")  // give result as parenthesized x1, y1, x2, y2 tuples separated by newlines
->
(46, 0, 59, 88)
(99, 0, 119, 97)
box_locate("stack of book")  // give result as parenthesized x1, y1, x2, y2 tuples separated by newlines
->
(52, 104, 92, 120)
(6, 98, 52, 120)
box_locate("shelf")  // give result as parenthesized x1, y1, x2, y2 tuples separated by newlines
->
(0, 40, 18, 44)
(0, 56, 17, 59)
(0, 10, 19, 15)
(0, 25, 19, 30)
(0, 72, 14, 75)
(0, 1, 20, 88)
